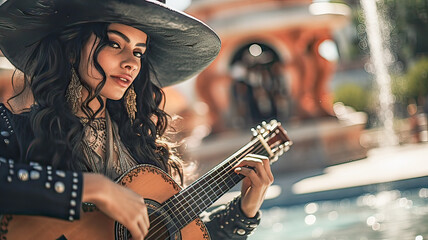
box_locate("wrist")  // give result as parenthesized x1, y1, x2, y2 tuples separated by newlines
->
(239, 198, 260, 219)
(82, 173, 107, 203)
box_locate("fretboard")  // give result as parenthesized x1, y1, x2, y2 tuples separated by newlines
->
(161, 136, 270, 231)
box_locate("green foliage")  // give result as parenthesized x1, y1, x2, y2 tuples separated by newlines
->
(346, 0, 428, 66)
(403, 57, 428, 100)
(333, 83, 372, 112)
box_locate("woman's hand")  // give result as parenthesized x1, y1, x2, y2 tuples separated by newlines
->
(82, 173, 150, 240)
(234, 154, 274, 218)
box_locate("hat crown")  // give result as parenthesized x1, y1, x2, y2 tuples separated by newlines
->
(0, 0, 221, 87)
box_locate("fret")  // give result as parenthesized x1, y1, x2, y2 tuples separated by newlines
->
(158, 121, 291, 231)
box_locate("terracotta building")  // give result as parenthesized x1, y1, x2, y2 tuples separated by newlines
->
(163, 0, 369, 175)
(176, 0, 352, 133)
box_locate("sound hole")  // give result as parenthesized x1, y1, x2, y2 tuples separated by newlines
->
(114, 199, 181, 240)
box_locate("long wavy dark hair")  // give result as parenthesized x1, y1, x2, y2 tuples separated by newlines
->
(18, 22, 183, 182)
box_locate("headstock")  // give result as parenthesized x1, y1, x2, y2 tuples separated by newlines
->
(251, 120, 292, 163)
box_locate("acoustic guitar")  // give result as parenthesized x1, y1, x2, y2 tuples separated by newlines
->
(1, 120, 292, 240)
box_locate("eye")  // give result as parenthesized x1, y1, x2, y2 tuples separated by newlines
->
(134, 51, 144, 58)
(108, 41, 120, 49)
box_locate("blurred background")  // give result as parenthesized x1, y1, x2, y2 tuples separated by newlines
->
(161, 0, 428, 239)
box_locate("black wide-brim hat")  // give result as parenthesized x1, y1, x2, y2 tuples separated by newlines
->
(0, 0, 221, 87)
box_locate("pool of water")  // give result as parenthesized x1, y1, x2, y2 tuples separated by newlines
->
(250, 188, 428, 240)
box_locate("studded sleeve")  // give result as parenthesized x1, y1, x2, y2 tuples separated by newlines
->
(201, 196, 261, 239)
(0, 158, 83, 221)
(0, 104, 83, 221)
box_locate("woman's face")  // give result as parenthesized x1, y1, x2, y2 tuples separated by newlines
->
(78, 23, 148, 100)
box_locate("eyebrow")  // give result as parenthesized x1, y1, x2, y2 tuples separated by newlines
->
(107, 30, 147, 47)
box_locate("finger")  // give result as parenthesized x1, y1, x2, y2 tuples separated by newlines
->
(245, 154, 271, 181)
(138, 219, 149, 238)
(237, 157, 270, 183)
(128, 222, 143, 240)
(246, 153, 269, 161)
(140, 198, 150, 228)
(235, 167, 262, 187)
(235, 157, 263, 168)
(261, 157, 274, 183)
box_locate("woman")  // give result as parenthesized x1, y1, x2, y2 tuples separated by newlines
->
(0, 0, 274, 239)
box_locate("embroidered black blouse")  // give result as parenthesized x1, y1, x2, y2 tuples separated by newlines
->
(0, 103, 260, 239)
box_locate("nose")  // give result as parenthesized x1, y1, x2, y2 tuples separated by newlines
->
(120, 53, 139, 72)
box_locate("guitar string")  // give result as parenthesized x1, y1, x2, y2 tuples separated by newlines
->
(146, 141, 270, 240)
(152, 143, 269, 240)
(148, 140, 273, 240)
(145, 141, 268, 240)
(141, 137, 264, 237)
(147, 135, 263, 222)
(145, 140, 266, 239)
(156, 133, 288, 239)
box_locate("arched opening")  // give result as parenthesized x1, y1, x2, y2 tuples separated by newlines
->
(228, 42, 291, 128)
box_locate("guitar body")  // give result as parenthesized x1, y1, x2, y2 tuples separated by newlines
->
(1, 165, 210, 240)
(2, 120, 291, 240)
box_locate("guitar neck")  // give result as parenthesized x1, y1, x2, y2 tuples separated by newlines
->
(163, 137, 271, 230)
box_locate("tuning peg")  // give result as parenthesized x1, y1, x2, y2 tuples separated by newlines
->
(251, 128, 258, 137)
(271, 155, 279, 163)
(257, 125, 266, 134)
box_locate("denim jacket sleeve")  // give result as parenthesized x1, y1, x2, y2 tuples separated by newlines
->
(201, 196, 261, 239)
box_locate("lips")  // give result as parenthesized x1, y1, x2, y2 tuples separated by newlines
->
(111, 74, 132, 88)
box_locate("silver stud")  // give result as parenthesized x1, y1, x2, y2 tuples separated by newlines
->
(69, 216, 74, 221)
(250, 224, 258, 228)
(47, 170, 52, 175)
(55, 170, 66, 178)
(73, 172, 78, 178)
(0, 157, 6, 163)
(72, 184, 78, 190)
(30, 170, 40, 180)
(7, 176, 12, 182)
(71, 191, 77, 198)
(70, 200, 76, 207)
(47, 176, 52, 181)
(220, 225, 224, 229)
(225, 221, 229, 225)
(1, 131, 10, 137)
(54, 181, 65, 193)
(73, 178, 78, 183)
(45, 182, 51, 189)
(3, 139, 10, 145)
(69, 209, 75, 216)
(17, 169, 29, 181)
(33, 165, 43, 171)
(9, 169, 14, 175)
(236, 229, 246, 235)
(47, 166, 52, 170)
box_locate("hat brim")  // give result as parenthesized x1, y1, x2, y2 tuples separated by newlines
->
(0, 0, 221, 87)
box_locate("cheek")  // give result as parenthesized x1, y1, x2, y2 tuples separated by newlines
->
(97, 49, 118, 68)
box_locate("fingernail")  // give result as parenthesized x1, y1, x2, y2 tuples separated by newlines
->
(235, 167, 241, 173)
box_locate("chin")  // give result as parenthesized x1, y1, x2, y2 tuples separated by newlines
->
(105, 93, 126, 101)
